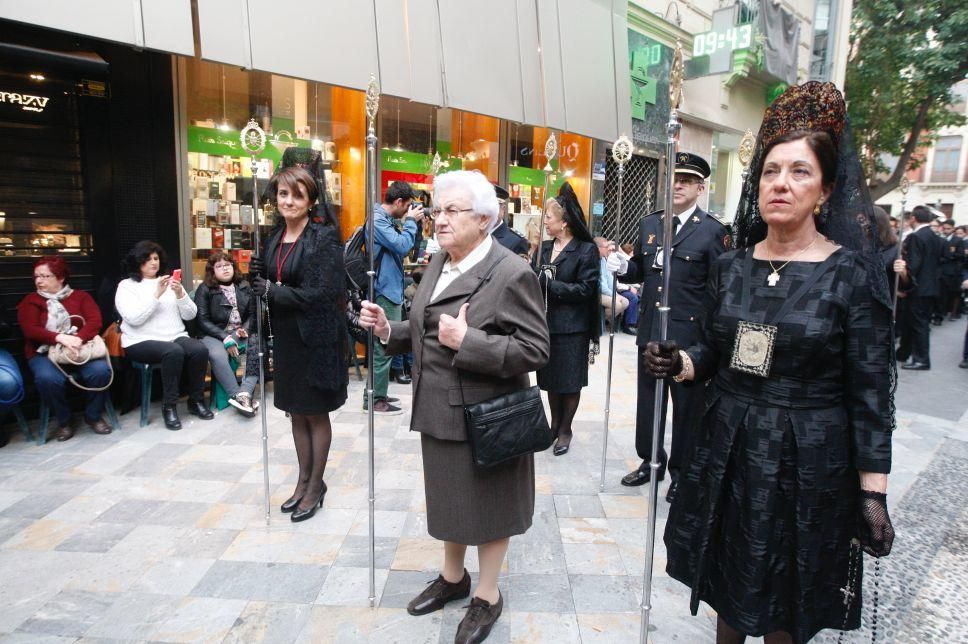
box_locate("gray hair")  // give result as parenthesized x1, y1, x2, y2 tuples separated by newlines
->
(433, 170, 499, 230)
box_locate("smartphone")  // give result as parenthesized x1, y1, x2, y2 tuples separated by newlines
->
(171, 269, 182, 282)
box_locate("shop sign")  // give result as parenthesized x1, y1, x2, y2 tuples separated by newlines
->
(381, 149, 462, 175)
(188, 125, 311, 163)
(0, 90, 50, 113)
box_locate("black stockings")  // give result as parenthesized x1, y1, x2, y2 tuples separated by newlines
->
(716, 617, 792, 644)
(290, 412, 333, 512)
(547, 392, 581, 447)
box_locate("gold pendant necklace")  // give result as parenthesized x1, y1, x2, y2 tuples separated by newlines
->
(766, 233, 820, 286)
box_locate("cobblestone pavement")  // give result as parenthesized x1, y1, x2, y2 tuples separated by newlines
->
(0, 319, 965, 643)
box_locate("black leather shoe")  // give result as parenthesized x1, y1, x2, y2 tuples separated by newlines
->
(162, 404, 182, 430)
(665, 479, 679, 503)
(395, 371, 413, 384)
(187, 399, 214, 420)
(901, 362, 930, 371)
(621, 463, 666, 487)
(54, 425, 74, 442)
(406, 569, 471, 616)
(291, 482, 327, 522)
(455, 591, 503, 644)
(959, 360, 968, 369)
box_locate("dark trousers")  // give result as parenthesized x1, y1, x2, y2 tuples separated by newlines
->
(909, 296, 933, 365)
(962, 318, 968, 361)
(125, 337, 208, 405)
(896, 297, 912, 360)
(29, 355, 110, 425)
(634, 348, 704, 479)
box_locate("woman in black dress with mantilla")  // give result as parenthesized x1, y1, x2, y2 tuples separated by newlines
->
(646, 83, 896, 643)
(535, 182, 600, 456)
(251, 165, 347, 523)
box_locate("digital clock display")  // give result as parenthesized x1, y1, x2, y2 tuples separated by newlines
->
(693, 23, 753, 57)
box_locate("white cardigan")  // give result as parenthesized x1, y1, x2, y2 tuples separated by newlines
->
(115, 277, 197, 348)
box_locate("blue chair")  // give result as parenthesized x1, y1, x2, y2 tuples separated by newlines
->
(36, 397, 120, 446)
(4, 405, 31, 443)
(131, 361, 162, 427)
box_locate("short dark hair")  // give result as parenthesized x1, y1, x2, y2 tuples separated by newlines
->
(762, 129, 838, 189)
(125, 240, 166, 281)
(33, 256, 70, 283)
(942, 219, 955, 227)
(203, 251, 241, 288)
(267, 166, 319, 207)
(384, 181, 414, 205)
(911, 205, 934, 224)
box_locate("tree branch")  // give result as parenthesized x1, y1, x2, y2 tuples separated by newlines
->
(869, 99, 932, 201)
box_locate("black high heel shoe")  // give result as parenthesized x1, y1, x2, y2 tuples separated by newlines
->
(280, 494, 304, 514)
(290, 482, 327, 523)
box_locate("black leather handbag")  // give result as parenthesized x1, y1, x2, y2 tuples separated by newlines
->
(460, 376, 553, 468)
(456, 260, 553, 468)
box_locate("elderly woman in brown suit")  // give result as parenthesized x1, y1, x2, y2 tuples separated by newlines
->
(360, 170, 549, 644)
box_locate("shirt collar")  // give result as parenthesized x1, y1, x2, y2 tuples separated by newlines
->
(675, 203, 698, 226)
(444, 235, 493, 274)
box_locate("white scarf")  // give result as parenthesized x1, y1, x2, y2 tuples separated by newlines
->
(37, 285, 75, 352)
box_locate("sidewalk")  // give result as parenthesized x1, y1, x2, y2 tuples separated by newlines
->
(0, 319, 965, 643)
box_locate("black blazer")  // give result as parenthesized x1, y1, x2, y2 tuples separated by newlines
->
(904, 226, 943, 298)
(491, 221, 529, 256)
(537, 237, 600, 337)
(624, 207, 729, 347)
(194, 282, 256, 339)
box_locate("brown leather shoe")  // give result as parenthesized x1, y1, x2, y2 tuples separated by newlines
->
(85, 417, 113, 435)
(406, 569, 470, 616)
(455, 591, 503, 644)
(54, 425, 74, 442)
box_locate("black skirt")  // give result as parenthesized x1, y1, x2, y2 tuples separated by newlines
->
(270, 311, 346, 414)
(537, 332, 589, 393)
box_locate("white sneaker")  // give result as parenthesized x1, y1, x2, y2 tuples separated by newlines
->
(228, 393, 257, 417)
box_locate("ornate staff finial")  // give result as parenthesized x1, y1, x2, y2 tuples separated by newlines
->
(738, 129, 755, 169)
(668, 41, 684, 110)
(240, 119, 267, 156)
(612, 135, 633, 166)
(365, 75, 380, 126)
(429, 150, 443, 176)
(899, 176, 910, 195)
(543, 132, 558, 172)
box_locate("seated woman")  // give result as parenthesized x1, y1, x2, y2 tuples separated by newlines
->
(17, 256, 112, 441)
(115, 240, 212, 430)
(193, 252, 260, 417)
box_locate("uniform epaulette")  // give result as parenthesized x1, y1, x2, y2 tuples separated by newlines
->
(708, 212, 730, 228)
(643, 209, 664, 219)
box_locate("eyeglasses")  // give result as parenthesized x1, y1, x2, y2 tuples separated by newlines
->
(34, 273, 55, 280)
(213, 263, 233, 270)
(674, 176, 703, 186)
(431, 206, 475, 218)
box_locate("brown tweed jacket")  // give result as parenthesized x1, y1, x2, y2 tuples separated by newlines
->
(386, 239, 550, 442)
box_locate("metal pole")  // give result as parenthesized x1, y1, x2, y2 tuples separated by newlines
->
(640, 42, 685, 644)
(532, 132, 558, 270)
(240, 119, 271, 526)
(364, 75, 380, 609)
(600, 135, 633, 491)
(892, 177, 911, 320)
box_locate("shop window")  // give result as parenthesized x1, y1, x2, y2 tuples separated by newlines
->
(0, 71, 92, 257)
(507, 123, 592, 243)
(183, 59, 365, 284)
(930, 136, 962, 184)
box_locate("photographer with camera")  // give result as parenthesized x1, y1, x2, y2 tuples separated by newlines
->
(365, 180, 424, 415)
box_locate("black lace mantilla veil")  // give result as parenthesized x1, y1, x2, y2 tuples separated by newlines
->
(731, 81, 897, 428)
(263, 147, 339, 230)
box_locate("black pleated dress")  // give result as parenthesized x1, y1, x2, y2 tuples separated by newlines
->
(665, 248, 893, 643)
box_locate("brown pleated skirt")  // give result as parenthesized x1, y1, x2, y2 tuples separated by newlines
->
(420, 433, 535, 546)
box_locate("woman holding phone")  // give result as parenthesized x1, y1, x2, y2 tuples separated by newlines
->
(115, 240, 212, 430)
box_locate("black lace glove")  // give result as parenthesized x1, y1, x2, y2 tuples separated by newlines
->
(251, 276, 268, 298)
(249, 255, 266, 279)
(644, 340, 682, 378)
(858, 490, 894, 557)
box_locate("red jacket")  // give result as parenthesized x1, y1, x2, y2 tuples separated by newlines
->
(17, 290, 102, 360)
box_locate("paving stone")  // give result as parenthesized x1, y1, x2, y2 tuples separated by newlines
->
(297, 606, 442, 643)
(569, 574, 641, 613)
(132, 557, 216, 596)
(222, 600, 313, 644)
(84, 591, 182, 640)
(315, 565, 389, 607)
(150, 596, 247, 643)
(506, 573, 575, 613)
(507, 611, 581, 643)
(191, 560, 328, 603)
(553, 494, 605, 518)
(54, 522, 135, 553)
(334, 535, 399, 569)
(16, 589, 116, 638)
(94, 498, 167, 524)
(0, 493, 73, 521)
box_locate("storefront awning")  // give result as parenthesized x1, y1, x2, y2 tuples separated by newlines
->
(0, 0, 194, 56)
(197, 0, 631, 142)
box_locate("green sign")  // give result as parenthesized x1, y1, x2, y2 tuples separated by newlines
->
(187, 125, 312, 163)
(380, 148, 463, 175)
(693, 23, 753, 57)
(508, 165, 545, 187)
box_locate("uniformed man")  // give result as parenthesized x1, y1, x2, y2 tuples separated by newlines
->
(605, 152, 728, 502)
(490, 185, 530, 256)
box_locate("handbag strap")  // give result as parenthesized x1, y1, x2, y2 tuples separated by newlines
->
(50, 354, 114, 392)
(454, 258, 501, 408)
